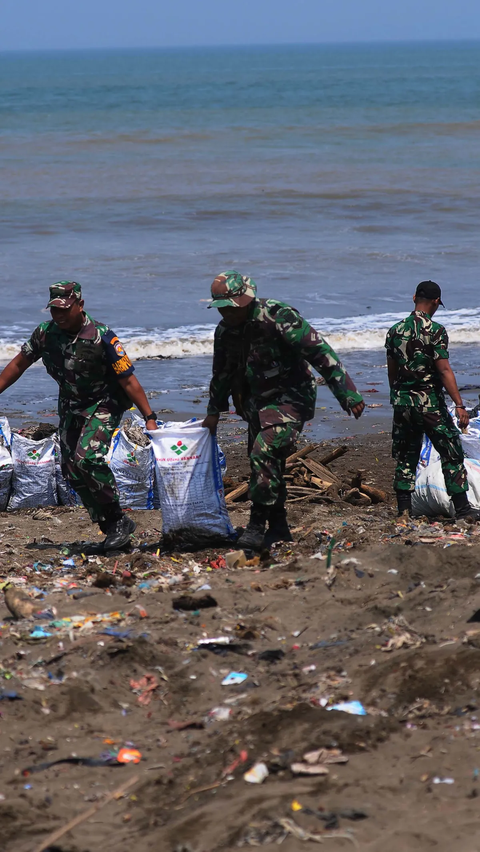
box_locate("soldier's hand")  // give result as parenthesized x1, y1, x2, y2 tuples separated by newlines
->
(350, 401, 365, 419)
(456, 406, 470, 429)
(202, 414, 220, 435)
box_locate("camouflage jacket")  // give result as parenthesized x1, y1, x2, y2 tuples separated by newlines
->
(385, 310, 448, 409)
(207, 299, 363, 421)
(22, 312, 134, 417)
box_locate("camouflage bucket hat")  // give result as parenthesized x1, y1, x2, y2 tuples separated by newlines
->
(208, 271, 257, 309)
(47, 281, 82, 309)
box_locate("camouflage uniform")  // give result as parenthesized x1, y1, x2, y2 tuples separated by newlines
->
(385, 310, 467, 495)
(22, 312, 134, 521)
(207, 298, 363, 505)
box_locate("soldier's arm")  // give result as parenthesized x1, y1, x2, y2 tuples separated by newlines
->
(435, 359, 468, 425)
(0, 352, 33, 394)
(117, 375, 158, 431)
(0, 323, 43, 394)
(274, 306, 364, 414)
(203, 330, 237, 433)
(387, 356, 398, 389)
(206, 330, 234, 416)
(431, 325, 468, 424)
(101, 330, 157, 430)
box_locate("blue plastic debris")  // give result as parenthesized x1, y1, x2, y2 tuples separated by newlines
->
(327, 700, 367, 716)
(221, 672, 248, 686)
(100, 627, 136, 639)
(0, 691, 22, 701)
(29, 627, 52, 640)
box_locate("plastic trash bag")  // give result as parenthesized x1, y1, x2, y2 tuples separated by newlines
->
(9, 432, 57, 510)
(108, 426, 155, 510)
(413, 436, 480, 517)
(0, 417, 13, 512)
(149, 419, 236, 547)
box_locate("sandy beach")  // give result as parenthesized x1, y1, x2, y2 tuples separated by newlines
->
(1, 425, 480, 851)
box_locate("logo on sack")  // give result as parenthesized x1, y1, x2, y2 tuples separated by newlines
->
(126, 451, 138, 465)
(171, 440, 188, 456)
(27, 449, 41, 461)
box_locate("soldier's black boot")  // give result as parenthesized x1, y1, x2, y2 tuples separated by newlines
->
(264, 503, 293, 547)
(237, 504, 269, 552)
(396, 490, 412, 518)
(452, 492, 480, 522)
(102, 506, 136, 550)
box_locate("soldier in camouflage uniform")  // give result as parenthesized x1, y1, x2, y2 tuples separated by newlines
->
(385, 280, 480, 520)
(202, 271, 365, 550)
(0, 282, 158, 549)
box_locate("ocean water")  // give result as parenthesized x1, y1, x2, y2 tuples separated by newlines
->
(1, 42, 480, 429)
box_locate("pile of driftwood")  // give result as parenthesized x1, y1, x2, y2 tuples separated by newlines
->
(225, 443, 386, 507)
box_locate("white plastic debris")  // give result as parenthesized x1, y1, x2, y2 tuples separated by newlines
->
(244, 762, 269, 784)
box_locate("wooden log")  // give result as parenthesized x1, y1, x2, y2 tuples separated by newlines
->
(284, 443, 319, 469)
(359, 483, 387, 503)
(310, 476, 329, 490)
(227, 443, 318, 502)
(225, 482, 249, 503)
(299, 458, 340, 485)
(343, 487, 372, 507)
(317, 445, 348, 466)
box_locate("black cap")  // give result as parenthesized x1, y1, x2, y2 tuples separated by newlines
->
(415, 280, 445, 307)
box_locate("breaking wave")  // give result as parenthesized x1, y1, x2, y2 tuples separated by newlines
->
(1, 308, 479, 363)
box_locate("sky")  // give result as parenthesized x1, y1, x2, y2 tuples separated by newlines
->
(2, 0, 480, 51)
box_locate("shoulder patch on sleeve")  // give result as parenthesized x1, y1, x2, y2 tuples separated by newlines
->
(274, 305, 304, 330)
(102, 329, 126, 356)
(101, 329, 134, 375)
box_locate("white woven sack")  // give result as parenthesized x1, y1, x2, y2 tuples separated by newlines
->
(109, 428, 154, 510)
(149, 419, 235, 542)
(9, 433, 57, 510)
(413, 437, 480, 517)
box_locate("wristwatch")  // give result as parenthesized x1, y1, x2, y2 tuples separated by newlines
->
(144, 411, 157, 421)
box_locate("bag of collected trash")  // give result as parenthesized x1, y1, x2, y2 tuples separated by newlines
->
(149, 419, 236, 547)
(458, 415, 480, 462)
(9, 432, 57, 510)
(0, 417, 13, 512)
(108, 421, 155, 510)
(412, 436, 480, 517)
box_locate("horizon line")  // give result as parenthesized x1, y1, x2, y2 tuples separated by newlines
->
(1, 37, 480, 55)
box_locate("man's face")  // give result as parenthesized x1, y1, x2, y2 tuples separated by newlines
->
(218, 305, 250, 327)
(50, 300, 84, 333)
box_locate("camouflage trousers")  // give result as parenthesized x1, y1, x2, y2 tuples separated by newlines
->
(247, 404, 304, 506)
(59, 403, 122, 522)
(392, 404, 467, 495)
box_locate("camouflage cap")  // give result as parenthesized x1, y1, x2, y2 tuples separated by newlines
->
(47, 281, 82, 309)
(208, 271, 257, 309)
